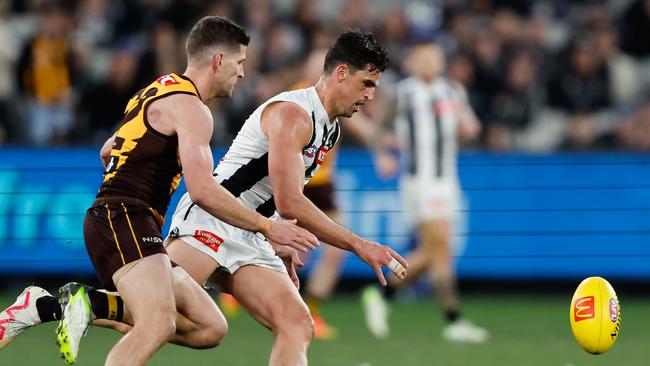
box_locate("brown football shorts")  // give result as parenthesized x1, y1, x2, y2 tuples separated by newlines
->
(83, 197, 167, 290)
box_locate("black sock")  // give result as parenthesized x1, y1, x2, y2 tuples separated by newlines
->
(445, 309, 460, 323)
(36, 296, 62, 322)
(379, 284, 397, 301)
(87, 290, 124, 322)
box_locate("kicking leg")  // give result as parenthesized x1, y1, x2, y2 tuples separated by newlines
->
(231, 266, 313, 366)
(168, 268, 228, 348)
(165, 237, 228, 348)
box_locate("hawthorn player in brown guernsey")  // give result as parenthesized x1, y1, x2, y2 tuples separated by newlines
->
(88, 73, 199, 287)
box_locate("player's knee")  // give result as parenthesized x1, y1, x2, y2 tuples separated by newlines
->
(272, 299, 313, 341)
(196, 319, 228, 349)
(145, 308, 177, 342)
(156, 318, 177, 342)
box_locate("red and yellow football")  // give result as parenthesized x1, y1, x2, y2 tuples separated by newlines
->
(569, 276, 622, 354)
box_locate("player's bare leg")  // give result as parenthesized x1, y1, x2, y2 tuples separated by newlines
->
(35, 274, 226, 350)
(105, 253, 176, 366)
(165, 238, 219, 286)
(420, 218, 488, 343)
(163, 238, 229, 348)
(169, 273, 228, 348)
(230, 266, 313, 366)
(419, 219, 459, 313)
(306, 245, 345, 301)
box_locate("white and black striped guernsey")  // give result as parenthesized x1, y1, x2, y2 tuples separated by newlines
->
(214, 87, 340, 218)
(395, 77, 474, 183)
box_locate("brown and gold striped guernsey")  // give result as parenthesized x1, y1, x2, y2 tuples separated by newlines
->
(96, 73, 200, 220)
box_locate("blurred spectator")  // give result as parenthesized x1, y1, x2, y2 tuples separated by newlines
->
(134, 20, 182, 90)
(469, 24, 503, 123)
(0, 0, 648, 151)
(0, 0, 19, 144)
(337, 0, 375, 30)
(617, 97, 650, 150)
(486, 49, 540, 150)
(619, 0, 650, 58)
(293, 0, 322, 50)
(447, 51, 476, 90)
(16, 2, 78, 146)
(376, 7, 408, 79)
(546, 36, 612, 149)
(73, 49, 138, 144)
(259, 21, 304, 73)
(594, 24, 640, 106)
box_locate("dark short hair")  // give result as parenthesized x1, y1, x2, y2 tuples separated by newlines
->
(186, 16, 250, 58)
(324, 30, 389, 74)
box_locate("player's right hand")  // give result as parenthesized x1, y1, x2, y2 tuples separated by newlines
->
(270, 241, 304, 289)
(266, 219, 319, 252)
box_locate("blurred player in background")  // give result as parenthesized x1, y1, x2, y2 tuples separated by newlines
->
(362, 41, 489, 343)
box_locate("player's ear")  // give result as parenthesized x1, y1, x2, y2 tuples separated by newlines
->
(335, 64, 349, 82)
(211, 52, 224, 72)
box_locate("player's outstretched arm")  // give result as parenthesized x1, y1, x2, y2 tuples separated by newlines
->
(168, 94, 318, 248)
(264, 102, 407, 284)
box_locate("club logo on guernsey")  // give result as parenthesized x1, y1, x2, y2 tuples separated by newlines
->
(304, 145, 317, 158)
(303, 145, 329, 162)
(157, 74, 180, 86)
(573, 296, 595, 322)
(194, 230, 223, 253)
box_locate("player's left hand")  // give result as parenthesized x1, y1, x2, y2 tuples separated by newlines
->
(270, 241, 304, 289)
(265, 219, 320, 253)
(357, 241, 408, 286)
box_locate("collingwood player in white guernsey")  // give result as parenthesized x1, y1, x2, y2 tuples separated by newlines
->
(165, 31, 407, 366)
(363, 42, 489, 343)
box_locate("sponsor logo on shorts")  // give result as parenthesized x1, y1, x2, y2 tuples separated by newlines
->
(609, 298, 618, 323)
(573, 296, 595, 322)
(194, 230, 223, 253)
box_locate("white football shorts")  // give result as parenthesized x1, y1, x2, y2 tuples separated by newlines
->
(400, 176, 460, 224)
(166, 193, 287, 280)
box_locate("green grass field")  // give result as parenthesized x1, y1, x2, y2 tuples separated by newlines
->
(1, 292, 648, 366)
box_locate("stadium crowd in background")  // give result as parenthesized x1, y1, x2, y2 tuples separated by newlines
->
(0, 0, 650, 151)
